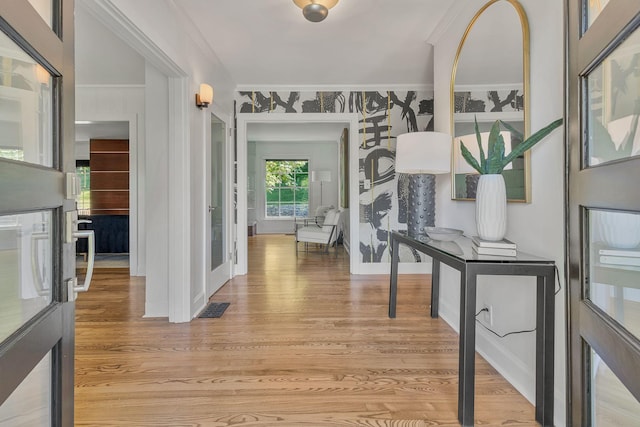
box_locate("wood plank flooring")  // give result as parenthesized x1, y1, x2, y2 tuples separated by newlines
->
(75, 235, 537, 426)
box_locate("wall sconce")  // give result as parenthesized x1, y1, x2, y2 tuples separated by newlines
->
(195, 83, 213, 109)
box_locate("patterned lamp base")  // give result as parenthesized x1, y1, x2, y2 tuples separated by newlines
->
(407, 174, 436, 238)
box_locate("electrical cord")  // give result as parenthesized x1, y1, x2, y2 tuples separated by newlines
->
(475, 264, 562, 338)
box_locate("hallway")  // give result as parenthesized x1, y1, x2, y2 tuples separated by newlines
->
(74, 235, 536, 425)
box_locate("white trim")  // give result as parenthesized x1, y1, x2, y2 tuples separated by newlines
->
(75, 84, 145, 89)
(454, 83, 524, 92)
(167, 77, 191, 323)
(359, 261, 433, 275)
(236, 113, 361, 275)
(235, 84, 434, 93)
(425, 1, 468, 45)
(437, 295, 563, 411)
(80, 0, 187, 77)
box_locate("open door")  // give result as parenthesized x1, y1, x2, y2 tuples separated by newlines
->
(0, 1, 77, 424)
(567, 1, 640, 424)
(207, 113, 231, 296)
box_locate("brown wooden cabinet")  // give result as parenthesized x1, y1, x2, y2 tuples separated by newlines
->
(90, 139, 129, 215)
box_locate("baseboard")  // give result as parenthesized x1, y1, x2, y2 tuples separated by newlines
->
(143, 302, 168, 318)
(355, 261, 432, 275)
(191, 291, 206, 319)
(438, 298, 535, 404)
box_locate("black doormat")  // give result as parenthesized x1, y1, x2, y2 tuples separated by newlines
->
(198, 302, 230, 318)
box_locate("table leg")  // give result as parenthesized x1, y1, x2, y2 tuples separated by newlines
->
(535, 269, 555, 426)
(430, 258, 440, 318)
(388, 237, 400, 318)
(458, 266, 476, 427)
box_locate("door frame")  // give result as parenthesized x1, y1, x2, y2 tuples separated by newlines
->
(236, 113, 360, 275)
(73, 115, 140, 276)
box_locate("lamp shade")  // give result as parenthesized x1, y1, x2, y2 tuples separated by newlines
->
(395, 131, 452, 175)
(199, 84, 213, 105)
(293, 0, 339, 9)
(311, 170, 331, 182)
(455, 131, 513, 174)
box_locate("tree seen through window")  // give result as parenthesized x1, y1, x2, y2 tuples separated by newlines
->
(265, 160, 308, 218)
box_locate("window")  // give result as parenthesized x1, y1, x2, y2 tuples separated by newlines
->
(76, 160, 90, 215)
(265, 160, 308, 218)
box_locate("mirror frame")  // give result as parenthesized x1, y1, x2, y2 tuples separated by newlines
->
(450, 0, 531, 202)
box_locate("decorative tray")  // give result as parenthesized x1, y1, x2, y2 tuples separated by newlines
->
(425, 227, 464, 241)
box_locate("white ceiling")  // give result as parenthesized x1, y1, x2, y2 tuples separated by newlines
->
(177, 0, 458, 87)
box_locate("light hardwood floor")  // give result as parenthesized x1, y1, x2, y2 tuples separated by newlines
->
(75, 234, 537, 426)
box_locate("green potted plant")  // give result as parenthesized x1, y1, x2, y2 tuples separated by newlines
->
(459, 117, 563, 241)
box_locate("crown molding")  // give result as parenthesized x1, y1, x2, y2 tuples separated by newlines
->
(235, 84, 434, 93)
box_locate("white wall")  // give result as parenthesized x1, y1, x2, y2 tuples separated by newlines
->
(143, 63, 170, 317)
(251, 140, 339, 234)
(75, 5, 145, 85)
(432, 0, 565, 424)
(101, 0, 236, 321)
(78, 0, 236, 320)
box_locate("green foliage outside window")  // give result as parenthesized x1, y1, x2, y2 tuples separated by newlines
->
(76, 164, 91, 214)
(265, 160, 309, 217)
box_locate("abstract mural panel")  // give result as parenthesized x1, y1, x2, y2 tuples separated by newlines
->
(237, 90, 434, 263)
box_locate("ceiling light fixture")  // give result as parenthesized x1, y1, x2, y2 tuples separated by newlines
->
(293, 0, 339, 23)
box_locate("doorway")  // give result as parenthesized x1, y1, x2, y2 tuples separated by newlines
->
(75, 121, 132, 271)
(236, 114, 360, 276)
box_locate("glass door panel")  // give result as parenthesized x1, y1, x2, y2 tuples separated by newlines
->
(585, 29, 640, 167)
(210, 115, 225, 272)
(0, 352, 51, 426)
(585, 0, 611, 31)
(0, 30, 53, 167)
(590, 347, 640, 425)
(588, 209, 640, 338)
(0, 211, 53, 342)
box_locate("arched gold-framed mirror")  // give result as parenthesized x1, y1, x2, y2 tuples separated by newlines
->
(450, 0, 530, 202)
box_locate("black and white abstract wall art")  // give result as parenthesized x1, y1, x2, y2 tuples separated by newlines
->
(454, 88, 524, 114)
(237, 90, 434, 264)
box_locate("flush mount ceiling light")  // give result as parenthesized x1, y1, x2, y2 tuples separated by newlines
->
(293, 0, 339, 22)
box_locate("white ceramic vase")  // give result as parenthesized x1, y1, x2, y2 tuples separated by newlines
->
(475, 174, 507, 241)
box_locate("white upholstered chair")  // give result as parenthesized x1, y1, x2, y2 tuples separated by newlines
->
(295, 208, 341, 255)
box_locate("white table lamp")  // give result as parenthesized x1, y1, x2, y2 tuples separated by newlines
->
(311, 170, 331, 205)
(396, 131, 452, 238)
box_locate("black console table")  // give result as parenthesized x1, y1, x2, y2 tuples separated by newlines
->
(388, 231, 555, 427)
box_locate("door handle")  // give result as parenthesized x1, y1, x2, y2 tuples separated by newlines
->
(208, 205, 217, 212)
(67, 229, 95, 302)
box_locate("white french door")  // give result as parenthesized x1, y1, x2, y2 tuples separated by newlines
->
(0, 1, 76, 425)
(207, 112, 231, 296)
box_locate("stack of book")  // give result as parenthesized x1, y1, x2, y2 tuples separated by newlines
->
(598, 248, 640, 267)
(472, 236, 517, 257)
